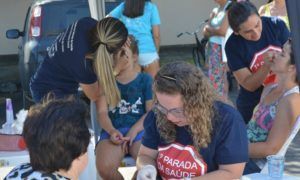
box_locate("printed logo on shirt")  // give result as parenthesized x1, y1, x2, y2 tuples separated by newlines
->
(112, 97, 142, 114)
(250, 45, 282, 86)
(47, 21, 78, 58)
(157, 143, 207, 179)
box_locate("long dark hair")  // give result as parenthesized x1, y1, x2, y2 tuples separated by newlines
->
(287, 38, 299, 84)
(123, 0, 146, 18)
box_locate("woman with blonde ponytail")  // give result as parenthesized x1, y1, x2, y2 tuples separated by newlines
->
(30, 16, 128, 107)
(90, 17, 129, 108)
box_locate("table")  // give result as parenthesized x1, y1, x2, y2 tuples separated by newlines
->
(241, 173, 300, 180)
(0, 150, 29, 179)
(0, 137, 99, 180)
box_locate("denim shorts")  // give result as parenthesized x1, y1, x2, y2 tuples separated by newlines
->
(138, 52, 159, 66)
(98, 127, 144, 143)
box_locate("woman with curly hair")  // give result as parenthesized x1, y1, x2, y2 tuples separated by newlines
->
(136, 62, 248, 180)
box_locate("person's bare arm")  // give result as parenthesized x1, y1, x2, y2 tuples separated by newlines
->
(233, 50, 277, 91)
(258, 5, 267, 16)
(94, 93, 115, 133)
(80, 81, 101, 101)
(233, 65, 270, 92)
(249, 94, 300, 158)
(203, 13, 229, 38)
(191, 163, 245, 180)
(126, 100, 153, 145)
(152, 25, 160, 53)
(136, 145, 158, 169)
(133, 100, 153, 132)
(80, 82, 114, 133)
(202, 11, 215, 38)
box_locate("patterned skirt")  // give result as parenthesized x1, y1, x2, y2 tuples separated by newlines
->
(206, 42, 227, 99)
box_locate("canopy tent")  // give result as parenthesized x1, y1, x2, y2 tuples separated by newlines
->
(286, 0, 300, 80)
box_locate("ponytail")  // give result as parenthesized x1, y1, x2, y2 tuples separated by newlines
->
(94, 44, 120, 108)
(90, 17, 128, 108)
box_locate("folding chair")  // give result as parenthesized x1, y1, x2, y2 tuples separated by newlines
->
(260, 116, 300, 173)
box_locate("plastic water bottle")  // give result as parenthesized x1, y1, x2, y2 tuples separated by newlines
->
(6, 98, 14, 124)
(0, 98, 27, 151)
(0, 98, 14, 134)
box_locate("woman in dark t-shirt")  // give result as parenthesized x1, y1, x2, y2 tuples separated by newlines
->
(30, 17, 129, 109)
(136, 62, 248, 180)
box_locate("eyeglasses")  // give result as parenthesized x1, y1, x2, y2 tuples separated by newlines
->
(154, 102, 185, 119)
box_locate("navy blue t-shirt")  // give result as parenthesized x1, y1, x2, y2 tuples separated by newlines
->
(30, 17, 98, 101)
(142, 101, 248, 178)
(109, 73, 153, 128)
(225, 17, 289, 122)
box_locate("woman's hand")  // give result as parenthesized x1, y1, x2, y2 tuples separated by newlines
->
(123, 37, 132, 48)
(121, 127, 139, 154)
(202, 24, 211, 38)
(113, 48, 129, 76)
(125, 127, 139, 146)
(109, 129, 126, 145)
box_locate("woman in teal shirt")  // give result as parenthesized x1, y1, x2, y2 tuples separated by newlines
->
(110, 0, 161, 78)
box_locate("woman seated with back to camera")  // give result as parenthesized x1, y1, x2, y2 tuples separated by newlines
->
(136, 62, 248, 180)
(5, 97, 91, 180)
(245, 39, 300, 174)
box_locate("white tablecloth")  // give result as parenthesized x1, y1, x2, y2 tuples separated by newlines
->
(0, 137, 99, 180)
(0, 150, 29, 179)
(242, 173, 300, 180)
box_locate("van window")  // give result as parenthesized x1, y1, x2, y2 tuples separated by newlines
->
(105, 0, 123, 15)
(41, 2, 90, 37)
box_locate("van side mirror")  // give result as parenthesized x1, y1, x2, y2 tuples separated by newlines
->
(6, 29, 23, 39)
